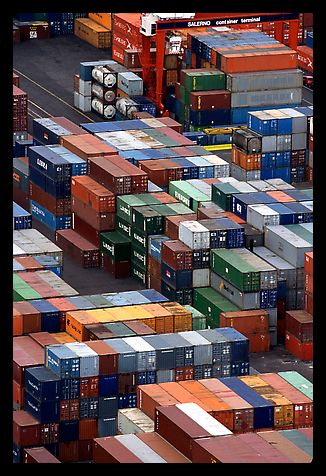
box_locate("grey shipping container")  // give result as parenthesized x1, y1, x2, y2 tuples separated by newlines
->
(253, 247, 297, 289)
(210, 271, 260, 309)
(117, 408, 154, 434)
(156, 369, 175, 383)
(226, 69, 303, 93)
(247, 180, 277, 192)
(103, 338, 137, 374)
(276, 134, 292, 151)
(281, 108, 307, 134)
(65, 343, 99, 377)
(264, 225, 313, 267)
(231, 164, 261, 182)
(230, 88, 302, 108)
(261, 135, 277, 153)
(122, 337, 156, 372)
(159, 333, 195, 368)
(178, 331, 212, 366)
(142, 335, 176, 370)
(291, 133, 308, 151)
(192, 268, 210, 288)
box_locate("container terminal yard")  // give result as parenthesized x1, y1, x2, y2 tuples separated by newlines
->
(13, 12, 314, 464)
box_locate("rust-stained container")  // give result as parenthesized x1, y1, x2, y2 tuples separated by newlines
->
(285, 310, 313, 342)
(60, 134, 116, 161)
(304, 252, 313, 276)
(58, 441, 79, 463)
(59, 399, 79, 421)
(65, 310, 98, 342)
(118, 373, 137, 395)
(125, 320, 156, 336)
(239, 375, 294, 429)
(137, 384, 179, 420)
(30, 182, 71, 216)
(13, 336, 44, 385)
(191, 435, 269, 463)
(13, 302, 41, 335)
(84, 323, 117, 341)
(52, 332, 77, 344)
(141, 303, 174, 334)
(13, 380, 24, 409)
(74, 18, 111, 49)
(148, 255, 162, 278)
(29, 332, 59, 348)
(71, 176, 116, 213)
(237, 432, 293, 462)
(55, 229, 100, 269)
(79, 418, 98, 440)
(189, 90, 231, 111)
(102, 255, 131, 279)
(13, 410, 41, 447)
(78, 439, 93, 461)
(72, 196, 115, 231)
(177, 380, 234, 431)
(84, 340, 118, 375)
(136, 432, 191, 463)
(220, 310, 269, 334)
(93, 437, 143, 463)
(197, 208, 226, 220)
(123, 49, 142, 69)
(138, 159, 183, 187)
(199, 378, 254, 433)
(161, 240, 193, 271)
(258, 372, 313, 428)
(80, 376, 99, 398)
(104, 155, 148, 193)
(232, 147, 262, 171)
(257, 430, 312, 462)
(13, 85, 28, 132)
(285, 331, 313, 361)
(23, 447, 61, 463)
(164, 214, 197, 240)
(160, 302, 192, 333)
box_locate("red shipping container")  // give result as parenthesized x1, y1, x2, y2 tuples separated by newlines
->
(58, 441, 79, 463)
(13, 336, 44, 385)
(13, 306, 23, 336)
(80, 376, 99, 398)
(161, 240, 193, 271)
(56, 229, 100, 268)
(13, 410, 41, 447)
(93, 437, 142, 463)
(164, 214, 197, 240)
(79, 419, 98, 440)
(73, 213, 101, 248)
(104, 155, 148, 193)
(147, 255, 161, 276)
(297, 45, 313, 73)
(84, 340, 119, 375)
(29, 332, 59, 348)
(147, 273, 162, 292)
(72, 196, 115, 232)
(285, 331, 313, 361)
(78, 439, 93, 461)
(113, 13, 142, 44)
(71, 176, 115, 213)
(247, 333, 270, 353)
(304, 273, 313, 296)
(101, 254, 131, 278)
(88, 157, 141, 195)
(112, 30, 140, 50)
(124, 320, 157, 336)
(220, 310, 269, 335)
(174, 367, 194, 381)
(137, 384, 179, 420)
(30, 182, 71, 215)
(278, 318, 286, 341)
(136, 432, 191, 463)
(59, 399, 80, 421)
(304, 252, 313, 276)
(24, 447, 61, 464)
(285, 310, 313, 342)
(13, 380, 24, 409)
(304, 292, 313, 315)
(13, 85, 28, 132)
(111, 43, 125, 64)
(190, 90, 231, 111)
(118, 373, 136, 395)
(60, 134, 117, 161)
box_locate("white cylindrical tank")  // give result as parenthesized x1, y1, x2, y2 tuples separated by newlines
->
(91, 98, 116, 119)
(92, 66, 116, 88)
(116, 97, 138, 119)
(91, 83, 116, 103)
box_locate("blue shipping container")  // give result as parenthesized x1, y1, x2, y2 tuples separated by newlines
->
(99, 375, 118, 397)
(24, 390, 60, 423)
(46, 345, 80, 379)
(161, 261, 193, 289)
(59, 420, 79, 442)
(24, 367, 61, 402)
(31, 200, 71, 231)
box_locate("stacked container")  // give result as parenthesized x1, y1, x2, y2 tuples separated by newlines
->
(304, 252, 313, 315)
(13, 85, 28, 136)
(74, 17, 111, 48)
(284, 310, 313, 361)
(13, 202, 32, 230)
(307, 117, 313, 182)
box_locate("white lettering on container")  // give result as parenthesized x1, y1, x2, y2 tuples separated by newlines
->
(36, 158, 48, 170)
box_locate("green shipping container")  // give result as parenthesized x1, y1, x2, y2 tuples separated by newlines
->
(115, 215, 132, 238)
(85, 294, 113, 308)
(184, 305, 207, 330)
(116, 194, 161, 224)
(100, 231, 131, 261)
(279, 430, 313, 458)
(132, 206, 164, 234)
(193, 287, 239, 328)
(169, 181, 210, 211)
(131, 262, 147, 286)
(284, 224, 313, 244)
(212, 182, 239, 211)
(278, 371, 313, 401)
(131, 246, 147, 271)
(131, 227, 156, 252)
(145, 128, 179, 147)
(210, 249, 260, 292)
(183, 70, 226, 92)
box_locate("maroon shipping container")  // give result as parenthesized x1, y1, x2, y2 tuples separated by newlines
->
(285, 310, 313, 342)
(190, 90, 231, 111)
(154, 405, 215, 459)
(136, 432, 191, 463)
(147, 255, 161, 276)
(72, 196, 115, 232)
(137, 385, 179, 420)
(138, 159, 183, 187)
(13, 85, 28, 132)
(175, 367, 194, 382)
(73, 213, 101, 248)
(52, 117, 89, 137)
(93, 437, 143, 463)
(13, 72, 20, 87)
(101, 254, 131, 278)
(29, 332, 59, 348)
(164, 214, 197, 240)
(59, 399, 80, 421)
(88, 157, 133, 195)
(259, 372, 313, 428)
(13, 336, 44, 385)
(84, 341, 119, 375)
(13, 410, 41, 447)
(16, 21, 50, 41)
(84, 324, 117, 341)
(30, 182, 71, 215)
(104, 155, 148, 193)
(124, 320, 156, 336)
(79, 420, 98, 440)
(161, 240, 193, 271)
(237, 433, 292, 463)
(40, 423, 59, 444)
(156, 118, 183, 134)
(147, 274, 162, 292)
(23, 447, 61, 464)
(199, 378, 254, 433)
(71, 175, 116, 213)
(13, 187, 30, 212)
(118, 373, 136, 395)
(191, 435, 270, 463)
(55, 229, 100, 268)
(58, 441, 79, 463)
(13, 302, 41, 335)
(78, 439, 94, 461)
(80, 377, 99, 398)
(123, 49, 143, 68)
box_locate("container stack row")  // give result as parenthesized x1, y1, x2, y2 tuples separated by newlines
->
(174, 28, 303, 131)
(231, 106, 313, 183)
(13, 201, 32, 230)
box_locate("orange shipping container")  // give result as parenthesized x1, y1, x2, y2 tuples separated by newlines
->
(140, 304, 174, 334)
(13, 307, 23, 336)
(112, 30, 140, 51)
(220, 50, 297, 74)
(220, 310, 269, 334)
(71, 175, 116, 213)
(137, 384, 179, 420)
(266, 191, 296, 203)
(113, 13, 142, 44)
(160, 302, 192, 332)
(88, 13, 112, 30)
(247, 333, 270, 353)
(74, 18, 111, 49)
(285, 331, 313, 361)
(304, 252, 313, 276)
(61, 134, 116, 160)
(304, 273, 313, 295)
(112, 44, 125, 65)
(65, 311, 99, 341)
(159, 382, 212, 412)
(304, 292, 313, 315)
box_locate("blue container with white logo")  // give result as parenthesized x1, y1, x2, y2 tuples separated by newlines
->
(29, 165, 71, 199)
(260, 288, 278, 309)
(148, 235, 170, 263)
(25, 367, 61, 402)
(172, 157, 199, 180)
(28, 146, 71, 181)
(285, 202, 313, 223)
(24, 390, 60, 423)
(31, 200, 71, 231)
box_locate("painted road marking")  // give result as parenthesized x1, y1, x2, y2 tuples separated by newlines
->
(28, 109, 43, 119)
(14, 68, 95, 123)
(28, 100, 53, 117)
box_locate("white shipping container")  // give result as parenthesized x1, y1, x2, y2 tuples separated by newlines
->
(118, 408, 155, 435)
(175, 403, 232, 436)
(264, 225, 313, 267)
(79, 79, 92, 96)
(264, 178, 295, 190)
(232, 182, 257, 193)
(247, 180, 277, 192)
(66, 342, 99, 377)
(262, 135, 277, 153)
(79, 94, 92, 112)
(280, 107, 307, 134)
(310, 117, 313, 136)
(247, 204, 280, 232)
(201, 155, 230, 178)
(115, 434, 166, 463)
(123, 336, 156, 371)
(178, 221, 210, 250)
(192, 268, 210, 288)
(218, 177, 239, 183)
(74, 91, 80, 108)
